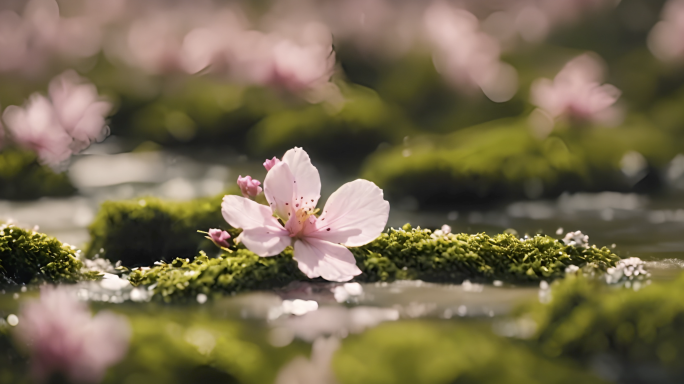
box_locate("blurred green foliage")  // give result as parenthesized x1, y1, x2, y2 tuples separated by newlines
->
(0, 149, 76, 201)
(516, 273, 684, 382)
(333, 321, 605, 384)
(361, 116, 675, 203)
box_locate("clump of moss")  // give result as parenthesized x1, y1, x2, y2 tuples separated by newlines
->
(0, 149, 76, 200)
(130, 224, 619, 301)
(86, 194, 237, 267)
(129, 250, 305, 302)
(0, 225, 95, 285)
(361, 116, 673, 204)
(333, 321, 605, 384)
(352, 224, 619, 283)
(515, 273, 684, 381)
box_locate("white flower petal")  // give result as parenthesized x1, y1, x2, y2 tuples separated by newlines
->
(282, 147, 321, 210)
(303, 180, 389, 247)
(222, 195, 282, 230)
(293, 239, 361, 282)
(241, 227, 291, 256)
(264, 162, 296, 220)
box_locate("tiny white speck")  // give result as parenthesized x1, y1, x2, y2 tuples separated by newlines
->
(196, 293, 208, 304)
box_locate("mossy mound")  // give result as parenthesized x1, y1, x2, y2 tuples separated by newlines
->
(130, 224, 619, 302)
(352, 224, 619, 283)
(0, 225, 95, 285)
(361, 116, 674, 204)
(128, 250, 306, 303)
(0, 149, 76, 201)
(515, 273, 684, 382)
(86, 194, 234, 266)
(333, 321, 605, 384)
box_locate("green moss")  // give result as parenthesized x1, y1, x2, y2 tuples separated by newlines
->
(333, 321, 605, 384)
(0, 225, 95, 285)
(515, 273, 684, 380)
(130, 225, 619, 301)
(0, 149, 76, 200)
(128, 250, 305, 303)
(361, 116, 674, 203)
(86, 194, 236, 267)
(352, 225, 619, 283)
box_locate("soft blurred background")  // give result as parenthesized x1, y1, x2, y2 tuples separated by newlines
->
(3, 0, 684, 383)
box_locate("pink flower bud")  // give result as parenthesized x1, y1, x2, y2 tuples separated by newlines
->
(207, 228, 231, 248)
(237, 175, 262, 198)
(263, 157, 281, 171)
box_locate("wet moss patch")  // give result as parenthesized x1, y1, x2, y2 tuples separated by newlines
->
(0, 225, 95, 285)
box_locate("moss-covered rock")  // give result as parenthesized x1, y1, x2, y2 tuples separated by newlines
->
(86, 194, 235, 267)
(0, 149, 76, 200)
(361, 116, 674, 204)
(130, 224, 619, 301)
(333, 321, 605, 384)
(515, 273, 684, 382)
(0, 224, 95, 285)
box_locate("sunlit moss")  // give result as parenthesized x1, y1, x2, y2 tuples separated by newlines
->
(333, 321, 605, 384)
(129, 224, 619, 301)
(128, 250, 305, 303)
(0, 149, 76, 201)
(515, 273, 684, 381)
(0, 225, 95, 285)
(353, 224, 619, 283)
(361, 116, 673, 203)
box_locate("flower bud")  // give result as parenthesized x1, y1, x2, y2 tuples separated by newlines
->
(207, 228, 231, 248)
(237, 175, 262, 198)
(263, 157, 281, 171)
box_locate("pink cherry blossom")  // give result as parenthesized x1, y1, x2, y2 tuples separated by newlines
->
(237, 175, 263, 198)
(649, 0, 684, 61)
(2, 94, 73, 167)
(222, 147, 390, 282)
(264, 156, 281, 171)
(207, 228, 231, 248)
(1, 71, 111, 168)
(530, 54, 621, 124)
(48, 70, 112, 152)
(14, 286, 130, 383)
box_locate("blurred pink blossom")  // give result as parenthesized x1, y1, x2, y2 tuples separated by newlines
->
(2, 94, 73, 167)
(14, 286, 130, 383)
(49, 70, 112, 152)
(237, 175, 263, 198)
(2, 71, 111, 168)
(649, 0, 684, 61)
(530, 54, 621, 124)
(423, 2, 518, 102)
